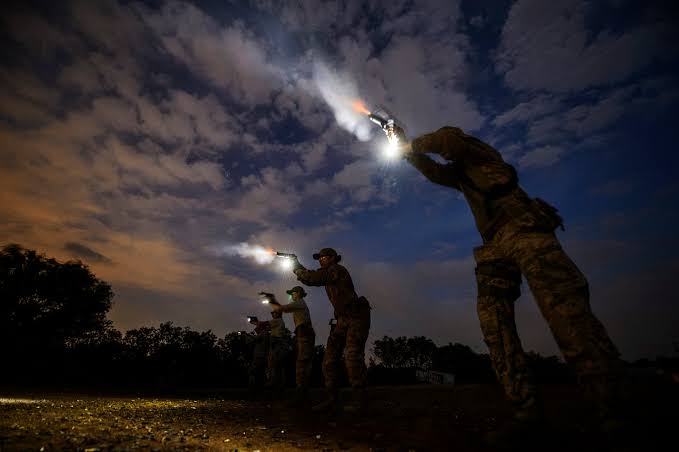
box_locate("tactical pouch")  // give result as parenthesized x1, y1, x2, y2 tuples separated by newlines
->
(499, 195, 564, 233)
(530, 197, 564, 231)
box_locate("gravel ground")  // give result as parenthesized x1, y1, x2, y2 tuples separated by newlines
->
(0, 383, 674, 451)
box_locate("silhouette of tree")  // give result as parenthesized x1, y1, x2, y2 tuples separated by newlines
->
(524, 351, 572, 383)
(217, 331, 256, 386)
(1, 244, 114, 381)
(372, 336, 408, 368)
(372, 336, 436, 369)
(432, 342, 494, 383)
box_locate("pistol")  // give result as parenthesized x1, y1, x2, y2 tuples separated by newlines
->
(247, 316, 258, 323)
(258, 291, 280, 305)
(276, 252, 297, 259)
(368, 107, 407, 152)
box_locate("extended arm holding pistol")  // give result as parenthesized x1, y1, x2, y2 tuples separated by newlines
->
(259, 291, 281, 306)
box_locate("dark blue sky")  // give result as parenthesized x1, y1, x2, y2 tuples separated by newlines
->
(1, 0, 678, 360)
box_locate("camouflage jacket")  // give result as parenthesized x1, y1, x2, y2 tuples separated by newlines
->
(407, 126, 545, 241)
(294, 263, 358, 318)
(278, 298, 313, 330)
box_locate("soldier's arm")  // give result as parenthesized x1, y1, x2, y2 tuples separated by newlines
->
(411, 126, 469, 160)
(277, 299, 304, 313)
(294, 266, 330, 287)
(405, 153, 461, 189)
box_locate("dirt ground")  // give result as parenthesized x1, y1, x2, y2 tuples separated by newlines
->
(0, 382, 674, 451)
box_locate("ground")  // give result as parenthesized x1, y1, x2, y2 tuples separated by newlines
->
(0, 382, 674, 451)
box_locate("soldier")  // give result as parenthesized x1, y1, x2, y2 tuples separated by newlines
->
(247, 317, 270, 397)
(289, 248, 371, 413)
(273, 286, 316, 404)
(401, 126, 624, 440)
(265, 309, 291, 392)
(250, 309, 291, 394)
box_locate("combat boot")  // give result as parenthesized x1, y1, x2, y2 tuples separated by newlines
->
(312, 388, 339, 413)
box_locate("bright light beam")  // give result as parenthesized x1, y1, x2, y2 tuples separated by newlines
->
(278, 257, 294, 272)
(382, 139, 400, 161)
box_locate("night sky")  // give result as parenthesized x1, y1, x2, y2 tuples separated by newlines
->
(1, 0, 678, 360)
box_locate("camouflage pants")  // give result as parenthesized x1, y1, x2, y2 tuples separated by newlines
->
(249, 336, 269, 388)
(267, 337, 289, 389)
(323, 306, 371, 389)
(474, 227, 622, 414)
(295, 324, 316, 389)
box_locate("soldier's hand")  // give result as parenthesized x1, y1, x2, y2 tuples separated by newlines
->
(290, 255, 303, 271)
(268, 296, 280, 306)
(399, 141, 413, 157)
(390, 124, 406, 143)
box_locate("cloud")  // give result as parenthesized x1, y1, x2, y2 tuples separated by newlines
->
(493, 94, 562, 127)
(496, 0, 678, 93)
(106, 137, 227, 190)
(64, 242, 113, 264)
(251, 1, 483, 138)
(313, 62, 373, 141)
(492, 78, 675, 167)
(517, 145, 565, 169)
(332, 159, 379, 203)
(142, 1, 281, 105)
(228, 166, 303, 224)
(250, 0, 361, 32)
(330, 32, 484, 137)
(58, 59, 104, 95)
(1, 8, 81, 57)
(0, 91, 52, 126)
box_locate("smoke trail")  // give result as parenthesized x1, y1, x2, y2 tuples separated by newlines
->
(213, 243, 275, 264)
(313, 62, 373, 141)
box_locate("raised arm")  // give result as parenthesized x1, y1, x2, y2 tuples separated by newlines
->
(405, 153, 460, 189)
(294, 265, 330, 287)
(277, 299, 305, 313)
(411, 126, 469, 160)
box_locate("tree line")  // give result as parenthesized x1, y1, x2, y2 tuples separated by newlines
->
(2, 244, 672, 389)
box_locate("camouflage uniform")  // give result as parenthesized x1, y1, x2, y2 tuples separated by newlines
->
(278, 288, 316, 389)
(294, 254, 371, 391)
(248, 323, 270, 389)
(266, 316, 290, 389)
(407, 126, 623, 419)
